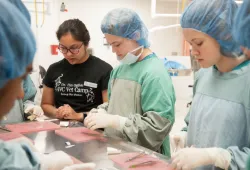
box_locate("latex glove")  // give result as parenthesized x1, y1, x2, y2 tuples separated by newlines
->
(25, 105, 44, 116)
(171, 147, 231, 170)
(97, 102, 109, 110)
(35, 151, 74, 170)
(89, 108, 98, 113)
(84, 108, 126, 130)
(62, 163, 96, 170)
(170, 131, 187, 153)
(7, 137, 38, 152)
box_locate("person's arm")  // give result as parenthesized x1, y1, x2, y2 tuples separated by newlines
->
(101, 90, 108, 103)
(41, 85, 57, 118)
(119, 75, 175, 152)
(100, 64, 112, 103)
(23, 75, 37, 102)
(22, 75, 43, 118)
(0, 141, 40, 170)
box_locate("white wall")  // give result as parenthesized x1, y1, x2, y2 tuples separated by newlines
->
(26, 0, 183, 70)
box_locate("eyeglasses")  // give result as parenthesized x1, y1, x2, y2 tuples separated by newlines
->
(58, 43, 83, 54)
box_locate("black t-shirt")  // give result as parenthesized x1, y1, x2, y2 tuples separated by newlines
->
(43, 55, 113, 112)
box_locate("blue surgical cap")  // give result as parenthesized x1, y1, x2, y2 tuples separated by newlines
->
(181, 0, 242, 57)
(233, 0, 250, 49)
(8, 0, 31, 24)
(0, 0, 36, 88)
(101, 8, 150, 48)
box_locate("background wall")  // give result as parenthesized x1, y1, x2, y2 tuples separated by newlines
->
(24, 0, 184, 70)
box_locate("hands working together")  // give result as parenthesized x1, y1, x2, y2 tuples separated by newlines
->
(55, 104, 82, 121)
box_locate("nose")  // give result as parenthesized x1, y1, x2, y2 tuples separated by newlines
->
(66, 50, 73, 57)
(191, 47, 200, 57)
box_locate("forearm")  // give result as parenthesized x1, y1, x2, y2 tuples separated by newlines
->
(41, 104, 57, 118)
(121, 112, 173, 151)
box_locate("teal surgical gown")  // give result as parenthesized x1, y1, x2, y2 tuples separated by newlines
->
(184, 60, 250, 169)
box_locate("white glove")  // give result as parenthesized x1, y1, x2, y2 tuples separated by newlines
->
(97, 102, 109, 110)
(7, 137, 38, 152)
(84, 108, 126, 131)
(89, 108, 98, 113)
(170, 131, 187, 153)
(62, 163, 96, 170)
(171, 147, 232, 170)
(35, 151, 73, 170)
(25, 105, 44, 116)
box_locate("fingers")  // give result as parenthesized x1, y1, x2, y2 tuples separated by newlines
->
(33, 106, 44, 116)
(86, 119, 96, 129)
(85, 112, 96, 123)
(56, 107, 66, 119)
(89, 124, 99, 131)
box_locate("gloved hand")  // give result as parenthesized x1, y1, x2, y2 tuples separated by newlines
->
(170, 131, 187, 153)
(97, 102, 109, 110)
(84, 108, 126, 131)
(62, 163, 96, 170)
(89, 108, 98, 113)
(171, 147, 232, 170)
(25, 105, 44, 116)
(35, 151, 74, 170)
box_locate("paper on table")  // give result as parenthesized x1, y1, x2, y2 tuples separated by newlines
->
(60, 121, 70, 127)
(5, 121, 60, 134)
(109, 152, 173, 170)
(0, 132, 33, 142)
(55, 127, 107, 143)
(107, 147, 122, 155)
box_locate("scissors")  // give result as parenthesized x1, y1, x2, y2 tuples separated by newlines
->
(125, 151, 145, 162)
(129, 160, 157, 168)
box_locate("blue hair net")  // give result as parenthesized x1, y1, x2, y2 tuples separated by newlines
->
(0, 0, 36, 88)
(101, 8, 150, 48)
(8, 0, 31, 24)
(181, 0, 242, 57)
(233, 0, 250, 49)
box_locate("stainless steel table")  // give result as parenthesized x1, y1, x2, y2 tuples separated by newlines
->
(2, 121, 171, 170)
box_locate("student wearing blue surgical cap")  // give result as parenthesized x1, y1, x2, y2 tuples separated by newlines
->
(85, 8, 176, 157)
(0, 0, 40, 169)
(0, 1, 96, 170)
(0, 0, 44, 124)
(233, 1, 250, 170)
(233, 0, 250, 58)
(170, 0, 250, 169)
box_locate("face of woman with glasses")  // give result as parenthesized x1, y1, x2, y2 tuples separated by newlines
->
(58, 33, 88, 65)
